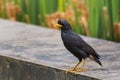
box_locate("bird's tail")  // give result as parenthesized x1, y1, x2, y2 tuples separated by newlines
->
(93, 57, 103, 67)
(89, 55, 103, 66)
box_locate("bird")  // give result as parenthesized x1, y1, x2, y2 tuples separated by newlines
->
(55, 19, 102, 73)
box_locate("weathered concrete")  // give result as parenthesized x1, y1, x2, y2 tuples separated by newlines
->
(0, 19, 120, 80)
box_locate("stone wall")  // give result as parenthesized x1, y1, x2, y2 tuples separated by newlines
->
(0, 56, 97, 80)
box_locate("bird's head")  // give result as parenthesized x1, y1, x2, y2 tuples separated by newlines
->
(55, 19, 72, 31)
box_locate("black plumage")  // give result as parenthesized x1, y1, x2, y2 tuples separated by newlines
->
(56, 19, 102, 72)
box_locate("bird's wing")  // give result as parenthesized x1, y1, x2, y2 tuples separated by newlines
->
(81, 46, 100, 59)
(62, 32, 88, 58)
(69, 32, 100, 59)
(69, 44, 88, 58)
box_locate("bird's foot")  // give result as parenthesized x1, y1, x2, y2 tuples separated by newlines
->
(66, 67, 88, 74)
(66, 67, 76, 74)
(75, 68, 89, 72)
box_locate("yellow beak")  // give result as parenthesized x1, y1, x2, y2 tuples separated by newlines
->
(55, 24, 62, 28)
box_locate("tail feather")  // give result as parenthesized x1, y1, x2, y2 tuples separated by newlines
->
(94, 58, 103, 66)
(89, 55, 103, 66)
(93, 57, 103, 66)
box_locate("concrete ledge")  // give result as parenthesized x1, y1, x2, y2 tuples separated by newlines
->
(0, 55, 98, 80)
(0, 19, 120, 80)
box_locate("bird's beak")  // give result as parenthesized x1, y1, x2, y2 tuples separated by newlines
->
(55, 24, 62, 28)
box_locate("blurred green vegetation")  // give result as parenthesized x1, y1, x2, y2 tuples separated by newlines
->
(0, 0, 120, 42)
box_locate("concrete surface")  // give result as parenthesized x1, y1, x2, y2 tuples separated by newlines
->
(0, 19, 120, 80)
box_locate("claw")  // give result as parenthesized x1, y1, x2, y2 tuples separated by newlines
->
(66, 59, 87, 73)
(66, 67, 75, 74)
(75, 68, 89, 72)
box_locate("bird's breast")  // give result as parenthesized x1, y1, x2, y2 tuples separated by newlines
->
(61, 33, 72, 49)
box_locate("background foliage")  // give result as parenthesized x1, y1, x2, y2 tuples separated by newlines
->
(0, 0, 120, 42)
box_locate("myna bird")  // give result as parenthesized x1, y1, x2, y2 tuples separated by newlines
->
(56, 19, 102, 73)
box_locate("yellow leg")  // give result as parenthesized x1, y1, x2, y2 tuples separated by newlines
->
(73, 61, 81, 70)
(76, 59, 88, 72)
(66, 61, 81, 73)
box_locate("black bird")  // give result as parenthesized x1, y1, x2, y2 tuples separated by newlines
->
(56, 19, 102, 73)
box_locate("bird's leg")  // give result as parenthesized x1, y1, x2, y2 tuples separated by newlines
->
(66, 61, 81, 73)
(76, 59, 88, 72)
